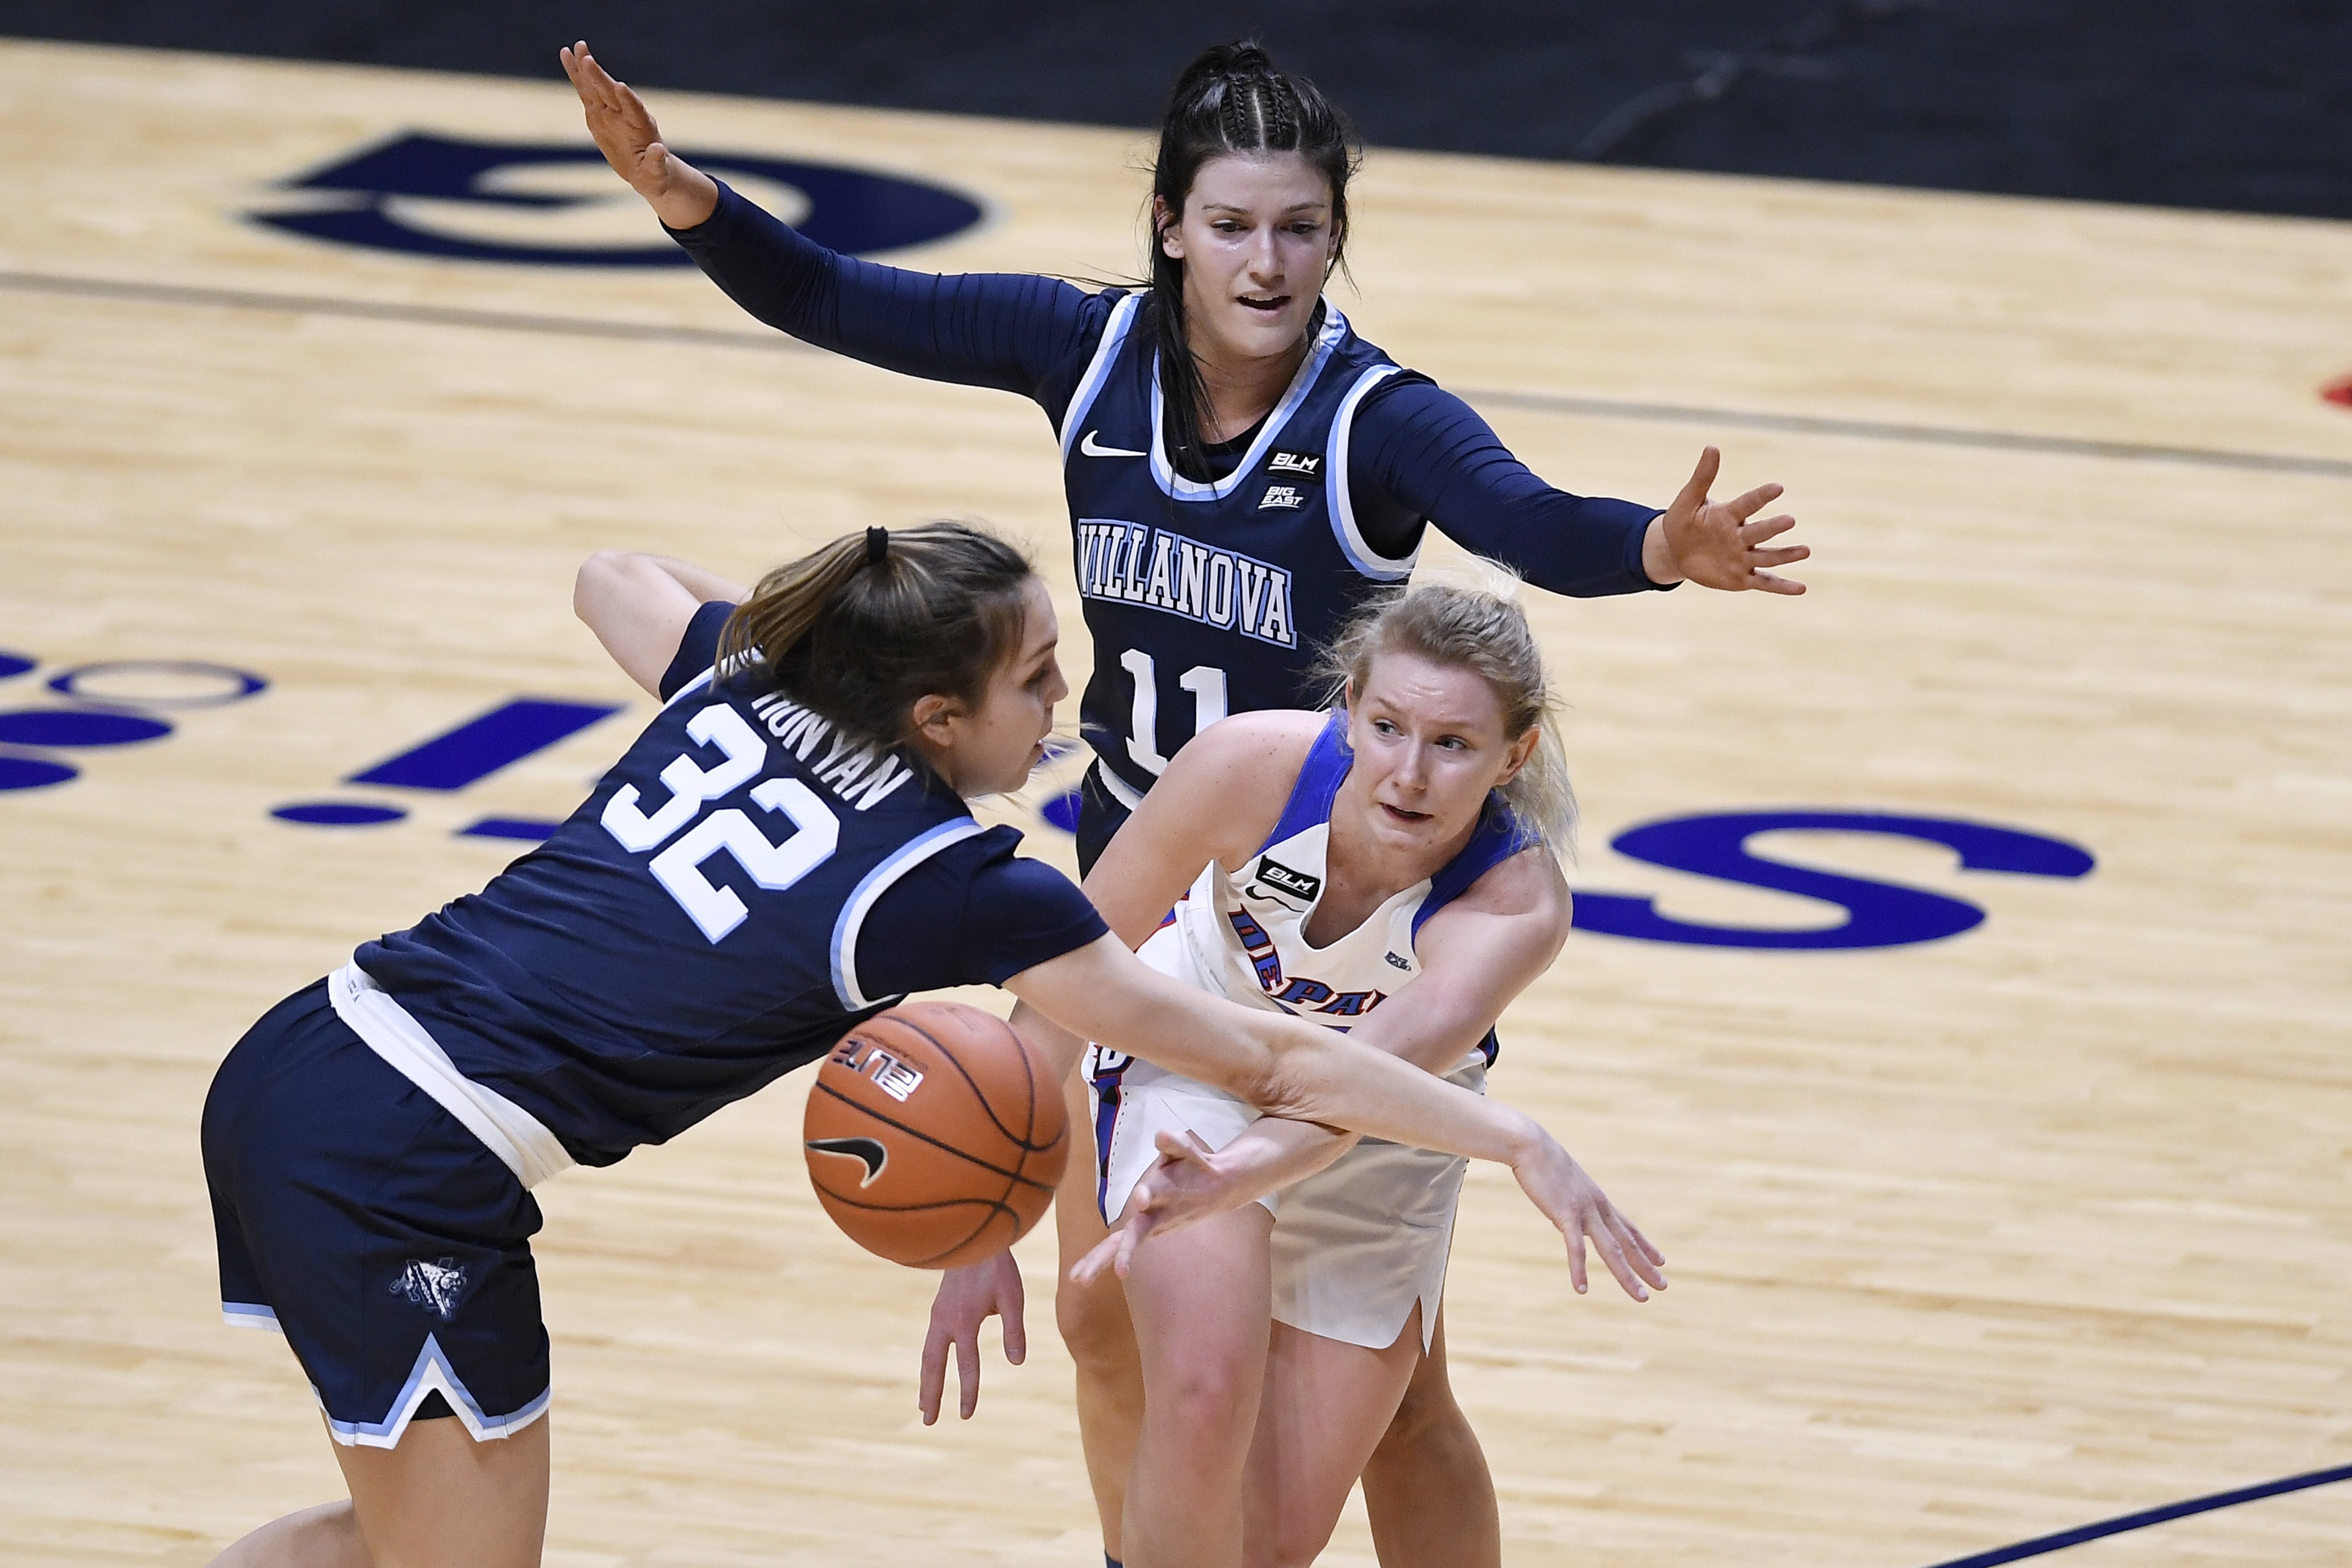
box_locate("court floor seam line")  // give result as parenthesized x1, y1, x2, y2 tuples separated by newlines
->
(1919, 1459, 2352, 1568)
(9, 266, 2350, 481)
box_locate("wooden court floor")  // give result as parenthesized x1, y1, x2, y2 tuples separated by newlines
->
(3, 36, 2350, 1568)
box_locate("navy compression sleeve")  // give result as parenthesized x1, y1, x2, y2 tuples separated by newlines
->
(1352, 379, 1668, 598)
(666, 181, 1104, 416)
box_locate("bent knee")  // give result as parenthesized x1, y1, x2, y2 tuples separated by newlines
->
(1151, 1370, 1260, 1448)
(1055, 1274, 1135, 1372)
(1383, 1365, 1465, 1444)
(1253, 1530, 1332, 1568)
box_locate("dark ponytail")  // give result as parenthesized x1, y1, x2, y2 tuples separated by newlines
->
(1149, 41, 1360, 475)
(717, 522, 1035, 754)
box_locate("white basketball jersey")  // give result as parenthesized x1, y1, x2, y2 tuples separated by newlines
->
(1107, 711, 1524, 1097)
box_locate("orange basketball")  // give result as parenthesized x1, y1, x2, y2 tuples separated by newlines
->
(802, 1000, 1069, 1269)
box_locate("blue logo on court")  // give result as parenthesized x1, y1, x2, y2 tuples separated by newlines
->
(0, 655, 266, 794)
(1571, 809, 2096, 950)
(251, 132, 985, 267)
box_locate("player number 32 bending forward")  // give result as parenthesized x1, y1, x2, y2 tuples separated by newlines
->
(924, 576, 1665, 1568)
(196, 525, 1646, 1568)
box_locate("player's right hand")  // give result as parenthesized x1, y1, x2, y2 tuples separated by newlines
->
(1512, 1132, 1667, 1301)
(918, 1249, 1027, 1423)
(558, 41, 720, 229)
(1070, 1129, 1250, 1283)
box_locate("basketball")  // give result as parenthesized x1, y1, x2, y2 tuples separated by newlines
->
(802, 1000, 1069, 1269)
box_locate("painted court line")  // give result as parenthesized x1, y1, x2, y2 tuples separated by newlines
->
(1920, 1460, 2352, 1567)
(0, 267, 816, 355)
(1466, 388, 2352, 480)
(7, 266, 2351, 482)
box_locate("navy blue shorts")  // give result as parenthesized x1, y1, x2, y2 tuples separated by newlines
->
(201, 980, 550, 1448)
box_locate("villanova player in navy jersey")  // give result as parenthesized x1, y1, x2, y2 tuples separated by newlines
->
(196, 526, 1632, 1568)
(565, 37, 1801, 1565)
(561, 39, 1806, 873)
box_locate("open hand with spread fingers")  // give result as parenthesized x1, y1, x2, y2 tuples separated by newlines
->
(559, 40, 720, 230)
(1641, 445, 1808, 595)
(1069, 1129, 1247, 1284)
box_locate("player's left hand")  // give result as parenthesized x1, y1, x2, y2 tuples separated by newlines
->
(1070, 1129, 1249, 1283)
(1642, 445, 1808, 595)
(1510, 1131, 1668, 1301)
(918, 1249, 1026, 1423)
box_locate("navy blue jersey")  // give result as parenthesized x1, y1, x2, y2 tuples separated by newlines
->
(358, 605, 1106, 1167)
(668, 185, 1663, 806)
(1060, 294, 1420, 803)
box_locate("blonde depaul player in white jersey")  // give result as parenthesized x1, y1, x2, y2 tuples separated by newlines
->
(1090, 706, 1521, 1337)
(1050, 579, 1664, 1568)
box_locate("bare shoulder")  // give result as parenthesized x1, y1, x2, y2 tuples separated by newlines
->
(1169, 708, 1325, 784)
(1142, 708, 1327, 865)
(1453, 844, 1573, 935)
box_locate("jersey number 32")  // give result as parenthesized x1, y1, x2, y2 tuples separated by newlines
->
(600, 703, 840, 943)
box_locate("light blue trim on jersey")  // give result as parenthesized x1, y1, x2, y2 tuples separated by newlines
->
(661, 666, 716, 711)
(1326, 364, 1419, 582)
(322, 1333, 551, 1450)
(829, 817, 990, 1010)
(1147, 306, 1348, 503)
(1255, 710, 1353, 855)
(220, 1301, 282, 1332)
(1058, 292, 1143, 463)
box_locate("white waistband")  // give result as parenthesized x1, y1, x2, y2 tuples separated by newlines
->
(328, 962, 574, 1190)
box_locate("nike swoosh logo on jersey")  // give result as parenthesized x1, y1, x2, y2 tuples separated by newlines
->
(1080, 430, 1146, 458)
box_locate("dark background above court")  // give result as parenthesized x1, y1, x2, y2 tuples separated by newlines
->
(9, 0, 2345, 220)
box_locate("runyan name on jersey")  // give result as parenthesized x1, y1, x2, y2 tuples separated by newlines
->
(1075, 518, 1298, 649)
(744, 691, 916, 811)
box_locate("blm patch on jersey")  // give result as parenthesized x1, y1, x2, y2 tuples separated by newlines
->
(1267, 449, 1323, 477)
(1253, 856, 1322, 903)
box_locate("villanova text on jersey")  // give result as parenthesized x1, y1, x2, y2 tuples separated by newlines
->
(1073, 520, 1298, 648)
(1059, 296, 1418, 807)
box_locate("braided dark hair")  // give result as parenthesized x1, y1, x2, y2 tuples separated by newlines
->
(1149, 41, 1360, 476)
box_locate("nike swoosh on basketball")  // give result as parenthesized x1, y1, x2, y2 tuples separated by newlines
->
(1080, 430, 1146, 458)
(807, 1135, 889, 1187)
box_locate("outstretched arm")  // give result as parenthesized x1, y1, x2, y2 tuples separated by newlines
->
(1005, 934, 1663, 1299)
(563, 41, 1101, 406)
(1129, 845, 1572, 1202)
(1355, 378, 1807, 595)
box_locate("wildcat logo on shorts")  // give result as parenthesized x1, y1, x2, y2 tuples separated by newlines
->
(1252, 856, 1322, 903)
(1267, 449, 1322, 477)
(1257, 485, 1307, 511)
(830, 1037, 926, 1101)
(390, 1257, 469, 1321)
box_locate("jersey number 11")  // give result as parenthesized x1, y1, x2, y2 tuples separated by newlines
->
(1119, 649, 1229, 776)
